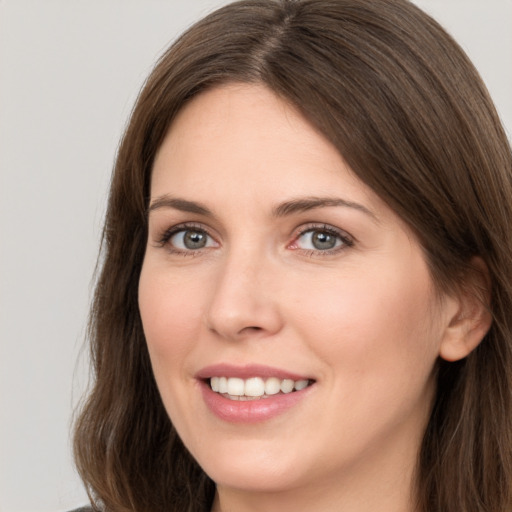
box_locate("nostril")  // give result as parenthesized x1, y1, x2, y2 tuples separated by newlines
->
(244, 326, 263, 333)
(233, 325, 264, 337)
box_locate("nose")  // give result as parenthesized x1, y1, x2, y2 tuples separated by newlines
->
(205, 249, 284, 341)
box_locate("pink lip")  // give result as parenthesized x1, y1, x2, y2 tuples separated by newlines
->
(196, 364, 315, 424)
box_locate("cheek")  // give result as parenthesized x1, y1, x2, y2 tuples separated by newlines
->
(284, 260, 441, 460)
(290, 256, 441, 385)
(138, 263, 205, 371)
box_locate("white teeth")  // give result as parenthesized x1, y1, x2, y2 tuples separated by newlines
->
(280, 379, 294, 394)
(226, 377, 245, 396)
(218, 376, 228, 394)
(294, 379, 309, 391)
(244, 377, 265, 397)
(209, 376, 312, 397)
(264, 377, 281, 395)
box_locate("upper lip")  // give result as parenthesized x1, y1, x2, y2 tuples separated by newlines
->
(195, 363, 313, 381)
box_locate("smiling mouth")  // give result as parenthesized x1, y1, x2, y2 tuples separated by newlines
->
(208, 376, 314, 401)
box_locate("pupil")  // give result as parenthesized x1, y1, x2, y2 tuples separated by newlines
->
(184, 230, 206, 249)
(312, 231, 336, 250)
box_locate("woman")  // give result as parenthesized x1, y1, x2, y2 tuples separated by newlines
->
(73, 1, 512, 511)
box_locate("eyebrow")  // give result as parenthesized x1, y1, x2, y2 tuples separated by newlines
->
(272, 196, 378, 221)
(148, 196, 213, 216)
(148, 194, 377, 221)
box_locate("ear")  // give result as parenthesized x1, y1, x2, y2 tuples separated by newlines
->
(439, 257, 493, 362)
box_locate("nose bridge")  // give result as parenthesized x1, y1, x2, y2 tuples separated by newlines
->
(205, 243, 282, 340)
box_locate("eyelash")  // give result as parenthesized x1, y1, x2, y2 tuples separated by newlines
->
(155, 222, 354, 257)
(290, 223, 354, 256)
(156, 222, 215, 256)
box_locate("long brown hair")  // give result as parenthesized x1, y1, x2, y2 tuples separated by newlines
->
(74, 1, 512, 510)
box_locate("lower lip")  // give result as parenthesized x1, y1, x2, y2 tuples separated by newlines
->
(199, 381, 313, 423)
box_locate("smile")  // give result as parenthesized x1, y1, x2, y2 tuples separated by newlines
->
(197, 364, 316, 423)
(210, 376, 312, 400)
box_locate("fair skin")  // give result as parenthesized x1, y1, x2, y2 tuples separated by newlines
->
(138, 83, 486, 512)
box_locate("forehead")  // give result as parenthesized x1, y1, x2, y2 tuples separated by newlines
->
(153, 83, 341, 178)
(155, 85, 351, 184)
(151, 83, 399, 228)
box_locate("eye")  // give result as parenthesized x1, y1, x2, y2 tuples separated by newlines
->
(158, 225, 218, 253)
(297, 229, 342, 250)
(172, 229, 214, 250)
(290, 225, 353, 253)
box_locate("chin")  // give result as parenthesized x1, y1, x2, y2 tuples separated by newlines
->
(206, 463, 305, 494)
(190, 438, 312, 493)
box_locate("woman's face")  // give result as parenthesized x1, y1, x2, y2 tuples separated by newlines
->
(139, 84, 456, 499)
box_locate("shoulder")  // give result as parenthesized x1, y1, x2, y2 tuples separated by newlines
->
(67, 507, 94, 512)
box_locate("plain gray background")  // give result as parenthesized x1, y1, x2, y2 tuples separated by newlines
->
(1, 1, 511, 511)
